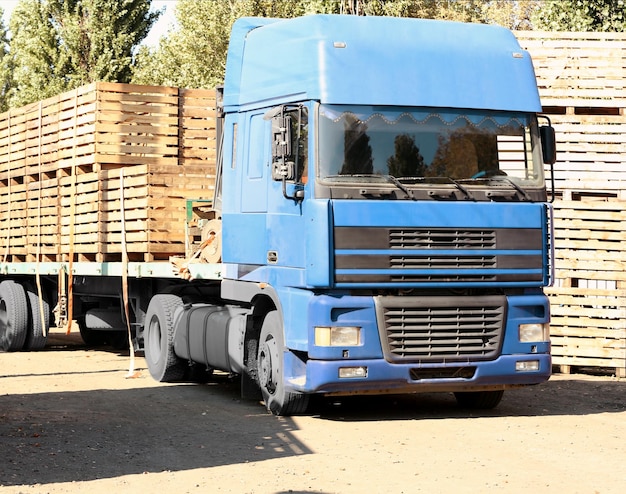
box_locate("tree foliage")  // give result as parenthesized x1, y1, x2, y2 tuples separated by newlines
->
(532, 0, 625, 31)
(132, 0, 339, 89)
(0, 7, 11, 112)
(7, 0, 159, 107)
(132, 0, 542, 89)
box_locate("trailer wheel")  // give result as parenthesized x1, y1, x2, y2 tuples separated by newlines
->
(257, 310, 309, 416)
(23, 282, 49, 351)
(0, 280, 29, 352)
(144, 294, 186, 382)
(454, 390, 504, 410)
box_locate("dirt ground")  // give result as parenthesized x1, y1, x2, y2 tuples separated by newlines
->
(1, 328, 625, 494)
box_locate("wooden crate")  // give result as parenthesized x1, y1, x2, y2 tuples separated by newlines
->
(0, 182, 27, 260)
(517, 32, 626, 375)
(546, 196, 626, 376)
(516, 31, 626, 109)
(0, 82, 217, 262)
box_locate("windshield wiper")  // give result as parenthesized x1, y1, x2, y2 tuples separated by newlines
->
(486, 176, 532, 201)
(384, 175, 416, 200)
(445, 177, 474, 201)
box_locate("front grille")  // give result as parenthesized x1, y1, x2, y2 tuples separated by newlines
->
(390, 229, 496, 249)
(389, 274, 496, 283)
(333, 226, 545, 285)
(390, 255, 497, 269)
(375, 295, 506, 363)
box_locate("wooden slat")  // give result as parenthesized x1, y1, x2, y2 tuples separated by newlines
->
(0, 82, 216, 261)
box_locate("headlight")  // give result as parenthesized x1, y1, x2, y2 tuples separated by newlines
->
(315, 326, 361, 346)
(519, 323, 550, 342)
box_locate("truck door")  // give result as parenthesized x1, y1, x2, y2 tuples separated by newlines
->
(266, 105, 309, 269)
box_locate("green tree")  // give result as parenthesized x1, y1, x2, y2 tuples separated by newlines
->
(7, 0, 159, 107)
(132, 0, 340, 89)
(532, 0, 626, 31)
(133, 0, 543, 89)
(0, 7, 11, 112)
(342, 0, 541, 29)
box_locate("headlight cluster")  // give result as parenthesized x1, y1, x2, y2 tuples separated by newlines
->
(518, 322, 550, 342)
(314, 326, 361, 346)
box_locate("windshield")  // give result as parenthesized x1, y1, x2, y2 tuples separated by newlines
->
(317, 105, 544, 188)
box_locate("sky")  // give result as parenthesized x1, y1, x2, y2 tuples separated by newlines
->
(0, 0, 179, 46)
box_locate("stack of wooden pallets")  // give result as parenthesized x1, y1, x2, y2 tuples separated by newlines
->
(0, 82, 217, 262)
(518, 31, 626, 377)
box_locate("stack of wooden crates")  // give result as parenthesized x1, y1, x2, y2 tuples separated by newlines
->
(0, 82, 217, 263)
(517, 32, 626, 377)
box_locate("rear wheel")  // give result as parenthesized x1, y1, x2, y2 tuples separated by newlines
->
(23, 282, 49, 351)
(144, 294, 186, 382)
(0, 280, 28, 352)
(454, 390, 504, 409)
(257, 310, 309, 416)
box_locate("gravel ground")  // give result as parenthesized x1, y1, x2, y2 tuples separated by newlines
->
(1, 328, 625, 493)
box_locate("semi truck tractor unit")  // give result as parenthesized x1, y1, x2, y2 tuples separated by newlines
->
(0, 15, 556, 415)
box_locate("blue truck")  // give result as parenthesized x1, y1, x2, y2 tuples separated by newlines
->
(0, 15, 556, 415)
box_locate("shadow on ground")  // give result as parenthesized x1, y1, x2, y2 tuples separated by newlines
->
(0, 375, 309, 486)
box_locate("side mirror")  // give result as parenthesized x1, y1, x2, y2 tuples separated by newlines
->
(272, 161, 295, 181)
(540, 124, 557, 165)
(271, 114, 292, 160)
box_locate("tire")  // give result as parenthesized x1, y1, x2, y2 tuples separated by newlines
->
(257, 310, 309, 416)
(0, 280, 29, 352)
(79, 322, 108, 346)
(23, 282, 49, 351)
(454, 390, 505, 410)
(78, 313, 129, 349)
(144, 294, 186, 382)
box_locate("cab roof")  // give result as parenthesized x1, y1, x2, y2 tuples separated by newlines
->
(223, 15, 541, 113)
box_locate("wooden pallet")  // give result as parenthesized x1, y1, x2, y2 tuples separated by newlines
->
(515, 32, 626, 375)
(516, 31, 626, 109)
(518, 32, 626, 194)
(546, 196, 626, 377)
(0, 82, 217, 262)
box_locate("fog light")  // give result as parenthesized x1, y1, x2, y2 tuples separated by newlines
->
(315, 326, 361, 346)
(516, 360, 540, 372)
(339, 366, 367, 378)
(519, 323, 549, 342)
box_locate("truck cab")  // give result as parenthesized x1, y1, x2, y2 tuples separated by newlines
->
(144, 15, 556, 415)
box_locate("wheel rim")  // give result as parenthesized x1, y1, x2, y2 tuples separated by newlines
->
(147, 316, 162, 364)
(259, 335, 278, 395)
(0, 299, 8, 332)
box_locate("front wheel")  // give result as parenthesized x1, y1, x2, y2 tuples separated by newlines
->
(454, 390, 504, 409)
(144, 294, 186, 382)
(257, 311, 309, 416)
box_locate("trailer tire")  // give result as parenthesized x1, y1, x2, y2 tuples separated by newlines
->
(144, 294, 186, 382)
(23, 282, 49, 351)
(0, 280, 29, 352)
(454, 390, 504, 410)
(257, 310, 309, 416)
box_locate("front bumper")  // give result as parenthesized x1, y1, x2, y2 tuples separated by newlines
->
(287, 353, 551, 396)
